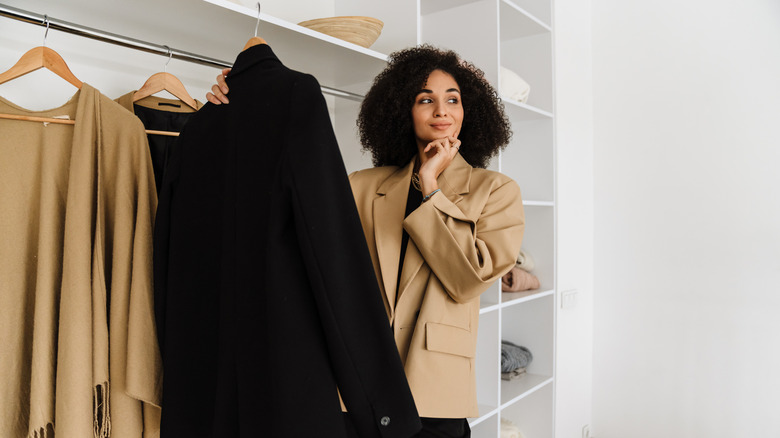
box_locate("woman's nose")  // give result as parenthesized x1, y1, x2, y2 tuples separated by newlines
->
(434, 101, 447, 117)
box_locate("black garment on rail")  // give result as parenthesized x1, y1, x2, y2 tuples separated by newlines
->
(115, 92, 202, 194)
(153, 43, 420, 438)
(133, 103, 196, 194)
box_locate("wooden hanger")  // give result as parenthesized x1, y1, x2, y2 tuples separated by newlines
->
(243, 3, 268, 51)
(0, 16, 82, 88)
(0, 48, 179, 136)
(0, 111, 179, 137)
(132, 71, 198, 110)
(0, 17, 86, 129)
(243, 36, 267, 51)
(0, 46, 83, 88)
(0, 21, 179, 136)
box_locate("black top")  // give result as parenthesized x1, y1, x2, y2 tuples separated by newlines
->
(396, 180, 422, 300)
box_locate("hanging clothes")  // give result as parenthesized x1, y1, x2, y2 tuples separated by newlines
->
(153, 43, 421, 438)
(115, 93, 203, 194)
(0, 84, 161, 438)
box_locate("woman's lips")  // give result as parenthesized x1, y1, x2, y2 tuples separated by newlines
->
(430, 123, 452, 130)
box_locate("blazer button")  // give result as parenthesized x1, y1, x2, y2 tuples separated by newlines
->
(380, 416, 390, 426)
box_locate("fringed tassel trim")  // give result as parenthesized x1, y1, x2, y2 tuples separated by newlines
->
(29, 423, 54, 438)
(94, 381, 111, 438)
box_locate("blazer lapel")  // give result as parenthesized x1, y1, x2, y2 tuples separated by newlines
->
(372, 161, 415, 315)
(397, 154, 473, 301)
(397, 238, 423, 304)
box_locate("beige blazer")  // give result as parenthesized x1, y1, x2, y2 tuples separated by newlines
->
(349, 154, 524, 418)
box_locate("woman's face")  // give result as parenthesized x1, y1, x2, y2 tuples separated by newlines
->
(411, 69, 464, 149)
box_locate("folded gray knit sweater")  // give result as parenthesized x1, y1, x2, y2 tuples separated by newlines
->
(501, 340, 533, 373)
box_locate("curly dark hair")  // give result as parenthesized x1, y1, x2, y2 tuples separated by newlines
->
(357, 44, 511, 169)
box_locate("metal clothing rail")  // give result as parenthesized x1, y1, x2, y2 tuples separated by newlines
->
(0, 3, 365, 102)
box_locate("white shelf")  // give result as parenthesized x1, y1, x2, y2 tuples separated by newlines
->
(500, 0, 551, 39)
(469, 403, 500, 427)
(421, 0, 487, 16)
(523, 200, 554, 207)
(500, 382, 554, 437)
(205, 0, 388, 60)
(480, 302, 501, 314)
(201, 0, 389, 95)
(501, 288, 554, 307)
(500, 373, 553, 406)
(503, 98, 554, 120)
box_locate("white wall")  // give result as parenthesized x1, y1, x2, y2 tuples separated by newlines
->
(553, 0, 594, 436)
(591, 0, 780, 436)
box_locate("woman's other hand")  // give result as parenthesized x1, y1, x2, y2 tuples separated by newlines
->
(418, 136, 461, 196)
(206, 68, 231, 104)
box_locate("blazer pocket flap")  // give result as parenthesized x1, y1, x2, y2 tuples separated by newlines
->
(425, 322, 475, 358)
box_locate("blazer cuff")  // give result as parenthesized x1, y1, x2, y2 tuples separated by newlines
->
(428, 190, 472, 224)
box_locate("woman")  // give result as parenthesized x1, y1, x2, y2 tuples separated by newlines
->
(207, 45, 524, 438)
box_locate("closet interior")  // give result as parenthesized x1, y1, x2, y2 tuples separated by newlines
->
(0, 0, 556, 436)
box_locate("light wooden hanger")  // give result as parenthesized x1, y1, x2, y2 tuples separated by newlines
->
(0, 16, 82, 89)
(0, 17, 179, 136)
(0, 15, 83, 127)
(0, 46, 83, 88)
(133, 46, 198, 110)
(243, 3, 267, 51)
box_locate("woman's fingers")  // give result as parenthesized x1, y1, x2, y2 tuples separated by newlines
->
(450, 138, 461, 155)
(426, 137, 460, 156)
(206, 84, 228, 105)
(206, 68, 232, 105)
(420, 137, 459, 177)
(217, 68, 230, 93)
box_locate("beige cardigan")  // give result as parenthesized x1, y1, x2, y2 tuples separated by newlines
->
(349, 154, 525, 418)
(0, 84, 161, 438)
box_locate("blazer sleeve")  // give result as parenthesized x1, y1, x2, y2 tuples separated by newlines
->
(285, 74, 420, 438)
(403, 178, 525, 303)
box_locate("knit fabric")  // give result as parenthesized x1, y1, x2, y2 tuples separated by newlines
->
(500, 341, 533, 373)
(501, 265, 540, 292)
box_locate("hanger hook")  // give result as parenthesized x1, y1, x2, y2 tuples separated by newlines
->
(43, 15, 50, 47)
(254, 2, 261, 37)
(163, 45, 172, 72)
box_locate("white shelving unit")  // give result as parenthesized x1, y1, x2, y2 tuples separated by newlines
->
(0, 0, 555, 435)
(202, 1, 557, 437)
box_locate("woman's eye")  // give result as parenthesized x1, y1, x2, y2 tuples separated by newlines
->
(448, 97, 459, 104)
(419, 98, 432, 104)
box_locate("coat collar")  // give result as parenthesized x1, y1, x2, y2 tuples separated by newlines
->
(225, 43, 282, 80)
(373, 153, 473, 313)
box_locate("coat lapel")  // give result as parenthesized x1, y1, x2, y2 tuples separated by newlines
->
(372, 161, 415, 314)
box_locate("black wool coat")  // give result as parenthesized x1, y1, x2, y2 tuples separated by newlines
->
(153, 43, 421, 438)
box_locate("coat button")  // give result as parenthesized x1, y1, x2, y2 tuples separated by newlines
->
(380, 416, 390, 426)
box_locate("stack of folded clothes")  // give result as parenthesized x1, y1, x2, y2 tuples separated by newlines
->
(501, 248, 540, 292)
(501, 340, 533, 381)
(500, 417, 527, 438)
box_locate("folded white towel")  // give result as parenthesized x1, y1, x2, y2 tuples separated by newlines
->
(500, 66, 530, 103)
(501, 417, 526, 438)
(516, 248, 535, 271)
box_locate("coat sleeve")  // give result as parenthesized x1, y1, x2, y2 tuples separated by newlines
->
(403, 178, 525, 303)
(285, 74, 421, 438)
